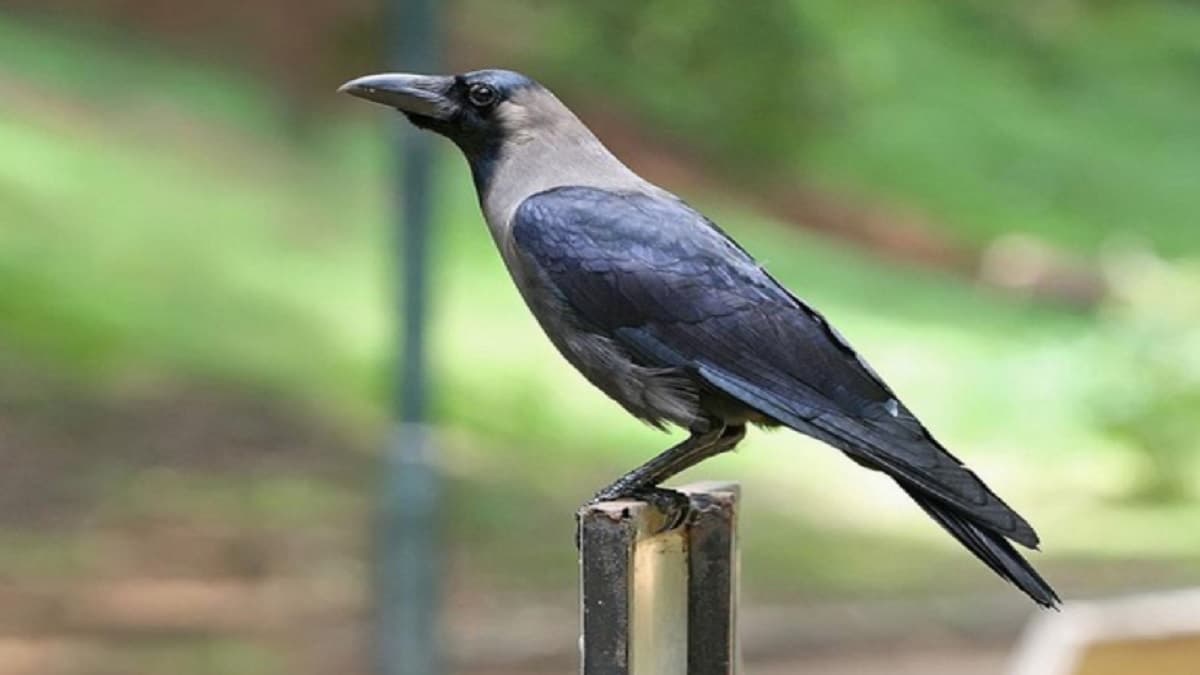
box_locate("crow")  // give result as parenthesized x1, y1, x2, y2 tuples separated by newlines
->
(340, 69, 1059, 607)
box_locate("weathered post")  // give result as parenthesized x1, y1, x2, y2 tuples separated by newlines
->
(579, 482, 741, 675)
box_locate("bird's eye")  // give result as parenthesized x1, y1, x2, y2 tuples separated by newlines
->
(467, 83, 498, 108)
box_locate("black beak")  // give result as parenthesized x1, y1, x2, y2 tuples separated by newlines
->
(338, 73, 457, 120)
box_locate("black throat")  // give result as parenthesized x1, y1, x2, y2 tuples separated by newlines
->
(457, 131, 506, 196)
(401, 99, 510, 196)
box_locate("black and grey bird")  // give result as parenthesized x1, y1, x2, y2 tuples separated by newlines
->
(340, 69, 1059, 607)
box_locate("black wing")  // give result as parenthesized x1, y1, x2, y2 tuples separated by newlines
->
(512, 186, 1056, 606)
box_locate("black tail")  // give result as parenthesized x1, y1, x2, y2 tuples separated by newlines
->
(695, 364, 1059, 607)
(901, 484, 1060, 608)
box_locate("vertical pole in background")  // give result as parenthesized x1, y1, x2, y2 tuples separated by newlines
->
(376, 1, 442, 675)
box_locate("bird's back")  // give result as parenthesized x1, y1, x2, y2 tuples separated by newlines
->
(509, 185, 1058, 606)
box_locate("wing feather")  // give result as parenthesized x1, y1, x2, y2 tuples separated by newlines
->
(513, 186, 1041, 550)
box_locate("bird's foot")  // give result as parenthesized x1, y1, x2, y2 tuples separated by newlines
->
(574, 487, 693, 549)
(632, 487, 693, 533)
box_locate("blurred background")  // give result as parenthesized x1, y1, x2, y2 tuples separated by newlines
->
(1, 1, 1199, 673)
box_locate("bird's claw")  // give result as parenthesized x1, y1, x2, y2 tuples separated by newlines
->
(574, 487, 694, 549)
(632, 487, 693, 534)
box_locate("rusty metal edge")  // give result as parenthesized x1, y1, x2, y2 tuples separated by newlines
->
(682, 482, 739, 675)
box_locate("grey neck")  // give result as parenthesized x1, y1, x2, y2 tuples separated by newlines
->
(475, 116, 653, 240)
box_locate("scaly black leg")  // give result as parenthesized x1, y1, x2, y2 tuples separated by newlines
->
(590, 425, 725, 503)
(576, 424, 746, 544)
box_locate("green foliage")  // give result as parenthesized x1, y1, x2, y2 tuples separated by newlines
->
(1094, 253, 1200, 502)
(0, 98, 389, 416)
(0, 13, 284, 134)
(793, 0, 1200, 255)
(467, 0, 834, 171)
(464, 0, 1200, 257)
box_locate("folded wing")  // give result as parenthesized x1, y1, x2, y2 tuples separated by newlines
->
(512, 185, 1055, 604)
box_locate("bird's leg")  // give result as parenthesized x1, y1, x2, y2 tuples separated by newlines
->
(590, 423, 744, 502)
(577, 424, 746, 542)
(589, 427, 723, 503)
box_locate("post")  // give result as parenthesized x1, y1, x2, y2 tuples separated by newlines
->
(579, 482, 741, 675)
(375, 1, 443, 675)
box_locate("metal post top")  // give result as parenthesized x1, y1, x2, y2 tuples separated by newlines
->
(578, 481, 742, 675)
(578, 482, 740, 529)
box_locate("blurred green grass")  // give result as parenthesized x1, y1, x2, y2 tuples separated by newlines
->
(1, 9, 1198, 599)
(796, 0, 1200, 255)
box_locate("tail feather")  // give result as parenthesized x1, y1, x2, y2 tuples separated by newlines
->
(901, 484, 1060, 608)
(696, 364, 1041, 547)
(695, 364, 1059, 607)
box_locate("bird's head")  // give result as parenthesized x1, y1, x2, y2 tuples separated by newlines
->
(340, 68, 628, 201)
(339, 69, 563, 159)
